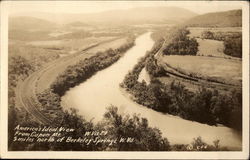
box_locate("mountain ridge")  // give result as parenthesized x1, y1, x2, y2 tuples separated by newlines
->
(9, 16, 57, 31)
(185, 9, 242, 27)
(10, 7, 197, 25)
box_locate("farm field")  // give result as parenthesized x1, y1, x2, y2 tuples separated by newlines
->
(196, 38, 240, 60)
(196, 38, 224, 57)
(161, 55, 242, 86)
(9, 36, 117, 70)
(26, 37, 116, 49)
(158, 72, 239, 93)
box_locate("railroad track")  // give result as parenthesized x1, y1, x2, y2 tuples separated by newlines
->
(154, 38, 241, 91)
(17, 75, 51, 124)
(16, 37, 124, 125)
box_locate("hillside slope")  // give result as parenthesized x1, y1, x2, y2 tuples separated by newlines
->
(10, 7, 197, 25)
(185, 9, 242, 27)
(9, 16, 57, 31)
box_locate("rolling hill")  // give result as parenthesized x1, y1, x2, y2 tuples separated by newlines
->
(66, 21, 92, 27)
(9, 16, 57, 40)
(185, 9, 242, 27)
(9, 16, 57, 31)
(10, 7, 197, 25)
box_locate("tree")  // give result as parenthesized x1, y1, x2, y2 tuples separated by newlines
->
(162, 27, 198, 56)
(201, 30, 214, 39)
(224, 36, 242, 58)
(9, 56, 34, 77)
(99, 105, 171, 151)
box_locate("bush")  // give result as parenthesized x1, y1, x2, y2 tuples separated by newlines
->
(145, 55, 167, 77)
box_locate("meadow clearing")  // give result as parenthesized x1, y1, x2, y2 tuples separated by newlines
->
(161, 55, 242, 86)
(196, 38, 224, 56)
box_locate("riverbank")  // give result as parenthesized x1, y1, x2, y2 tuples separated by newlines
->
(16, 36, 135, 124)
(50, 37, 135, 96)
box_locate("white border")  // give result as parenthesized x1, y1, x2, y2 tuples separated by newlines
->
(0, 1, 249, 159)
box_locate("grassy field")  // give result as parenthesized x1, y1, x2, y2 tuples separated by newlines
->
(9, 36, 117, 68)
(25, 36, 115, 51)
(158, 74, 239, 93)
(196, 38, 240, 60)
(196, 38, 224, 57)
(161, 55, 242, 86)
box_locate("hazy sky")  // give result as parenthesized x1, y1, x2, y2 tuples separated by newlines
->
(5, 1, 243, 15)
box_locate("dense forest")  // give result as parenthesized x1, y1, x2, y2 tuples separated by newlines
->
(162, 27, 199, 55)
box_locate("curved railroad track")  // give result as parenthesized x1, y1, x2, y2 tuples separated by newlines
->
(16, 37, 124, 125)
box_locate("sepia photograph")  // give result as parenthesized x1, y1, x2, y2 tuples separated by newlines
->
(0, 0, 249, 159)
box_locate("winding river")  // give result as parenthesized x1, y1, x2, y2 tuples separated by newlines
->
(61, 32, 241, 150)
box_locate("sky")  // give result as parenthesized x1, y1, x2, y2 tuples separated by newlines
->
(4, 1, 243, 15)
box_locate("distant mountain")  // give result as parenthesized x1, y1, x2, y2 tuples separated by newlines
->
(185, 9, 242, 27)
(66, 21, 92, 27)
(10, 7, 197, 25)
(9, 16, 57, 31)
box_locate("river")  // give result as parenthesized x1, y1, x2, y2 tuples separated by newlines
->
(61, 32, 241, 150)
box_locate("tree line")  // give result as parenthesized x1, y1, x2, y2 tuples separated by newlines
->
(51, 37, 135, 96)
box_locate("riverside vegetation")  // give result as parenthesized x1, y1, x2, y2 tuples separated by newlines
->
(121, 27, 242, 131)
(50, 36, 135, 96)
